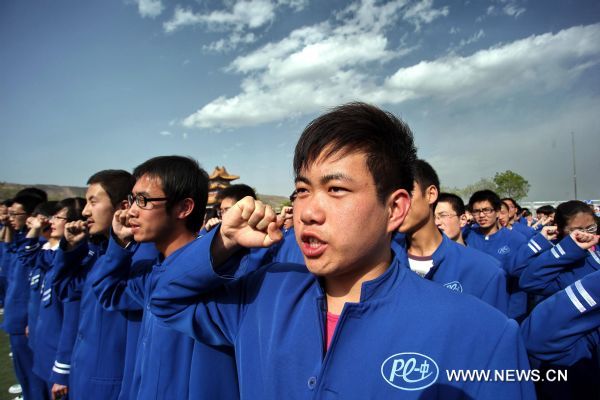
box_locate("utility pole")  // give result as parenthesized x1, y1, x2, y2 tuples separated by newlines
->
(571, 131, 577, 200)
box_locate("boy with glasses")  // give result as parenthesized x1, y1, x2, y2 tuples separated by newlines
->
(92, 156, 238, 400)
(394, 160, 508, 312)
(466, 190, 546, 322)
(150, 103, 534, 399)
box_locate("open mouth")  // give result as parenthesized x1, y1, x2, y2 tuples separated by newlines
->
(300, 233, 328, 257)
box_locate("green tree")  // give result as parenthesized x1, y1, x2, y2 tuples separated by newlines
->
(493, 170, 530, 200)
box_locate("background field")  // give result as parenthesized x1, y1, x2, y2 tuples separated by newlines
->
(0, 314, 19, 400)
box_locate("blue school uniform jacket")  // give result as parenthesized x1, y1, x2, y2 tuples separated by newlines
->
(2, 230, 30, 334)
(392, 233, 509, 313)
(92, 236, 237, 400)
(465, 227, 541, 321)
(52, 238, 130, 400)
(521, 269, 600, 366)
(150, 228, 535, 399)
(519, 235, 600, 296)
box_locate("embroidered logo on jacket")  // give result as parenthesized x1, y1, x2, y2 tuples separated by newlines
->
(443, 281, 463, 293)
(497, 245, 511, 255)
(381, 352, 439, 390)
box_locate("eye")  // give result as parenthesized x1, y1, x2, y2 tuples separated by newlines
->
(295, 187, 309, 197)
(328, 186, 348, 194)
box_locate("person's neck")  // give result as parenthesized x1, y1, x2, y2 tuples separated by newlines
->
(479, 223, 499, 236)
(324, 246, 392, 315)
(406, 219, 443, 257)
(456, 233, 465, 246)
(48, 238, 60, 247)
(156, 227, 196, 259)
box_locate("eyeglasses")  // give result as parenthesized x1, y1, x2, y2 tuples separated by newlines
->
(435, 213, 458, 220)
(127, 193, 168, 209)
(51, 215, 68, 221)
(568, 224, 598, 234)
(471, 207, 495, 216)
(8, 212, 27, 217)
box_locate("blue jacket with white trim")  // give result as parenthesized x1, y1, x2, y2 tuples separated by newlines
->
(392, 233, 509, 313)
(150, 228, 535, 399)
(2, 230, 30, 334)
(52, 238, 130, 399)
(519, 235, 600, 296)
(521, 269, 600, 366)
(92, 235, 237, 400)
(465, 227, 541, 321)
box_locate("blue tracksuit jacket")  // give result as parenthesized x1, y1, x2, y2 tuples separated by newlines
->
(392, 233, 509, 313)
(53, 238, 129, 399)
(521, 268, 600, 366)
(92, 236, 237, 400)
(519, 235, 600, 296)
(2, 230, 30, 334)
(150, 228, 535, 399)
(465, 227, 542, 321)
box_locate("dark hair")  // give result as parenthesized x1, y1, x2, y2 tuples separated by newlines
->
(293, 102, 416, 203)
(414, 159, 440, 193)
(555, 200, 595, 239)
(218, 184, 257, 203)
(15, 187, 48, 203)
(133, 156, 208, 233)
(522, 208, 531, 217)
(57, 197, 86, 222)
(2, 199, 14, 207)
(33, 201, 59, 218)
(536, 205, 555, 216)
(12, 194, 46, 214)
(87, 170, 135, 207)
(468, 190, 502, 211)
(438, 193, 465, 216)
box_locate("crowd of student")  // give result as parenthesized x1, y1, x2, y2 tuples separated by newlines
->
(0, 102, 598, 400)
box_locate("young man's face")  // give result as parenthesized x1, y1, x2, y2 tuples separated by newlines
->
(8, 202, 28, 230)
(127, 174, 172, 244)
(471, 200, 498, 230)
(218, 197, 236, 219)
(293, 151, 404, 278)
(434, 201, 465, 241)
(82, 183, 117, 236)
(398, 181, 434, 234)
(50, 207, 69, 239)
(498, 205, 510, 227)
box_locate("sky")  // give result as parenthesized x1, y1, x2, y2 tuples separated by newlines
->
(1, 0, 599, 201)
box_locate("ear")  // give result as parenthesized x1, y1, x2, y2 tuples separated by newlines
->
(174, 198, 195, 220)
(459, 214, 468, 228)
(386, 189, 411, 233)
(426, 185, 439, 206)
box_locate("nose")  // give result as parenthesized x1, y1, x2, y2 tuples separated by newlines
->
(127, 203, 139, 218)
(82, 203, 91, 218)
(298, 192, 326, 226)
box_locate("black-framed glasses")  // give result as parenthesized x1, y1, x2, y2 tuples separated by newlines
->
(8, 212, 27, 217)
(127, 193, 168, 209)
(471, 207, 495, 216)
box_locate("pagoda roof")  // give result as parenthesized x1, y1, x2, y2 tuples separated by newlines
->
(209, 166, 239, 181)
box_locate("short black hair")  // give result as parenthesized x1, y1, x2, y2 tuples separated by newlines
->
(293, 102, 416, 203)
(438, 193, 466, 216)
(521, 208, 531, 217)
(414, 159, 440, 191)
(57, 197, 86, 222)
(555, 200, 595, 239)
(536, 205, 555, 216)
(12, 194, 46, 214)
(2, 199, 14, 207)
(468, 190, 502, 211)
(15, 187, 48, 203)
(218, 184, 257, 203)
(87, 170, 135, 207)
(33, 201, 59, 218)
(133, 156, 209, 233)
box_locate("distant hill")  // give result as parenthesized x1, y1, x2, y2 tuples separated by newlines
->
(1, 182, 290, 210)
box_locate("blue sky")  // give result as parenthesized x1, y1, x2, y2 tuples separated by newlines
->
(1, 0, 599, 201)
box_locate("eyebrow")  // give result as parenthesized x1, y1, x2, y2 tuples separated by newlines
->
(295, 173, 354, 186)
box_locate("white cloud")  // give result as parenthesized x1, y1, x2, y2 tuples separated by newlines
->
(183, 0, 449, 129)
(135, 0, 164, 18)
(449, 29, 485, 51)
(159, 130, 172, 136)
(486, 0, 525, 18)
